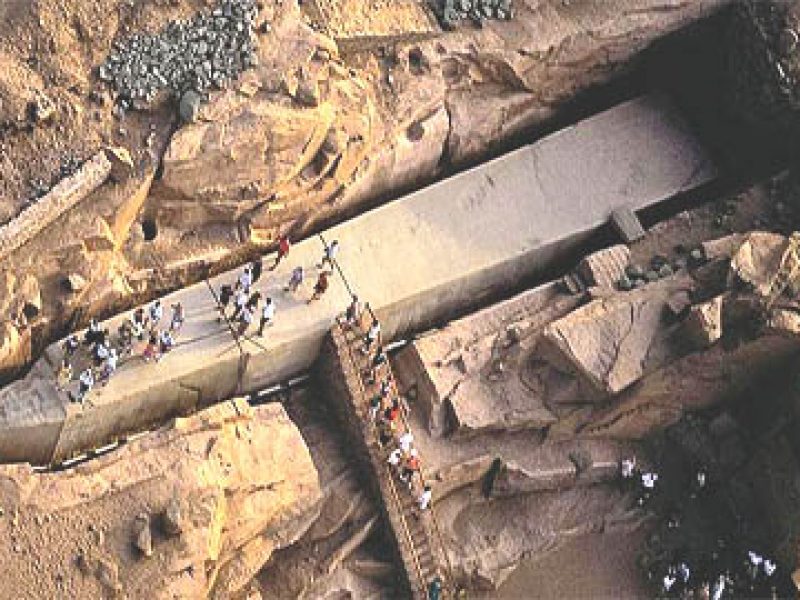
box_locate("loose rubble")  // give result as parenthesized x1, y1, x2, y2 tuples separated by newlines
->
(98, 0, 259, 111)
(430, 0, 514, 28)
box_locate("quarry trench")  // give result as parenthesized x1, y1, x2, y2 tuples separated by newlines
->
(0, 92, 720, 468)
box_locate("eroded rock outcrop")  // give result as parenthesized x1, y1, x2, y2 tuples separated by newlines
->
(0, 399, 321, 599)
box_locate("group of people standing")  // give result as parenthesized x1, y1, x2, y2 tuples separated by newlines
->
(620, 456, 783, 598)
(55, 234, 341, 405)
(215, 235, 341, 339)
(346, 311, 433, 514)
(57, 299, 185, 405)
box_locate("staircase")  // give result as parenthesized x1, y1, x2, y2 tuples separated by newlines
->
(325, 317, 452, 598)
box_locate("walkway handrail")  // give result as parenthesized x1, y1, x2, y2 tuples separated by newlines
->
(390, 365, 455, 587)
(334, 320, 428, 596)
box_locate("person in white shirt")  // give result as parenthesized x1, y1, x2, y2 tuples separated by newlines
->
(677, 562, 690, 584)
(237, 307, 253, 337)
(712, 574, 726, 600)
(232, 288, 248, 321)
(100, 349, 118, 384)
(662, 573, 676, 594)
(318, 240, 340, 269)
(764, 559, 777, 577)
(258, 298, 275, 336)
(620, 457, 636, 479)
(748, 551, 763, 581)
(387, 448, 402, 471)
(93, 342, 110, 365)
(76, 368, 94, 404)
(149, 300, 163, 325)
(239, 266, 253, 293)
(417, 485, 432, 511)
(398, 431, 414, 454)
(637, 471, 658, 507)
(362, 319, 381, 353)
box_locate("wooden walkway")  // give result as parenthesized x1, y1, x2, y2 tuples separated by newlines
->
(324, 318, 453, 598)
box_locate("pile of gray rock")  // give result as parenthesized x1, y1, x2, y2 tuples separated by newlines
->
(98, 0, 259, 112)
(431, 0, 514, 28)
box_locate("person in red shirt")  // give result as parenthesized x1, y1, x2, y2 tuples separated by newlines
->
(401, 450, 421, 488)
(271, 234, 291, 270)
(307, 271, 330, 304)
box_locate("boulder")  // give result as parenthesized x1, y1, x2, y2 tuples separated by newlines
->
(683, 294, 724, 349)
(0, 400, 321, 598)
(729, 231, 787, 297)
(539, 277, 694, 397)
(132, 513, 153, 557)
(65, 273, 87, 293)
(161, 496, 183, 537)
(179, 90, 203, 123)
(577, 244, 631, 289)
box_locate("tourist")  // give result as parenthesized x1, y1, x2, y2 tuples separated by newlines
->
(285, 265, 304, 292)
(131, 307, 147, 339)
(251, 257, 264, 284)
(63, 333, 79, 358)
(318, 239, 340, 269)
(84, 318, 103, 346)
(620, 457, 636, 479)
(246, 290, 262, 312)
(143, 331, 160, 363)
(379, 376, 392, 399)
(377, 420, 393, 447)
(239, 265, 253, 294)
(398, 431, 414, 454)
(619, 457, 637, 492)
(271, 234, 291, 270)
(401, 449, 421, 487)
(764, 559, 777, 577)
(417, 485, 432, 511)
(362, 319, 381, 353)
(149, 300, 163, 326)
(258, 298, 275, 336)
(232, 287, 248, 321)
(387, 448, 403, 472)
(345, 295, 361, 327)
(308, 271, 330, 304)
(76, 368, 94, 404)
(56, 358, 73, 391)
(711, 574, 727, 600)
(384, 399, 401, 424)
(170, 302, 185, 333)
(93, 341, 110, 366)
(677, 562, 691, 586)
(369, 394, 382, 421)
(662, 571, 677, 595)
(427, 576, 443, 600)
(369, 346, 388, 382)
(237, 306, 253, 337)
(159, 330, 175, 357)
(637, 471, 658, 506)
(218, 284, 234, 323)
(117, 321, 134, 356)
(99, 348, 118, 384)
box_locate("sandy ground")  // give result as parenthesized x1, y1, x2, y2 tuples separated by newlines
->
(489, 528, 651, 599)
